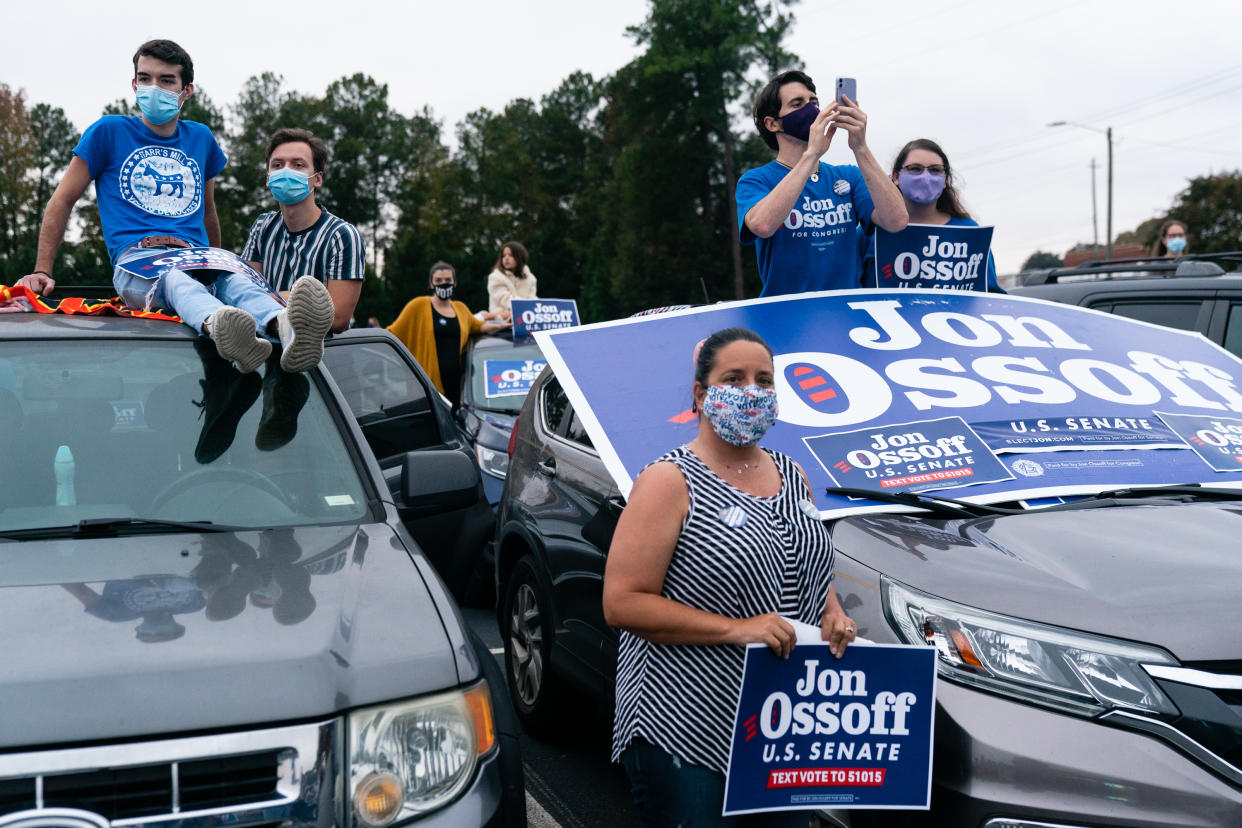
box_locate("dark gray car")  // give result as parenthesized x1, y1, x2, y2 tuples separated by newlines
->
(0, 313, 523, 826)
(496, 366, 1242, 827)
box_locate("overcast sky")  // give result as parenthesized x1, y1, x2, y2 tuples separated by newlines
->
(4, 0, 1240, 276)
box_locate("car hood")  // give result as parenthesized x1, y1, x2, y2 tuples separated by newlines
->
(835, 501, 1242, 661)
(0, 522, 458, 749)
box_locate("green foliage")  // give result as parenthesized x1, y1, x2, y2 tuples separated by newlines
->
(1168, 171, 1242, 255)
(1020, 250, 1063, 271)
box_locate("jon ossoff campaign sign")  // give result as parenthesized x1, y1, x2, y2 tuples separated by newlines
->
(723, 643, 936, 814)
(534, 290, 1242, 519)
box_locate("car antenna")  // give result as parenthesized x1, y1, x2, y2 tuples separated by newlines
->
(700, 276, 711, 304)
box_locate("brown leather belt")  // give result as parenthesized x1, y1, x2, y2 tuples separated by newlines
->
(138, 235, 192, 249)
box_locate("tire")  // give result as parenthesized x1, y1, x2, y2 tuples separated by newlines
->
(501, 554, 570, 735)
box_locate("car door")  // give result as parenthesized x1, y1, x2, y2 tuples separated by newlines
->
(532, 377, 622, 685)
(322, 331, 494, 600)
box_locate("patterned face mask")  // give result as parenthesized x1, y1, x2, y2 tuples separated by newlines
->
(701, 384, 779, 447)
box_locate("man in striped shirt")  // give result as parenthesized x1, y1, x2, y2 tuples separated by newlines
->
(242, 128, 365, 333)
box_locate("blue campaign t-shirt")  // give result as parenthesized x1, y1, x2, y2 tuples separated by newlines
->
(735, 160, 875, 297)
(74, 115, 227, 263)
(857, 214, 1003, 291)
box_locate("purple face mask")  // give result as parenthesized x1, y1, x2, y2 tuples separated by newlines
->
(897, 171, 946, 205)
(778, 104, 819, 143)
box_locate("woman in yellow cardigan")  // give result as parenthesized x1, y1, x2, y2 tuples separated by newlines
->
(387, 261, 510, 406)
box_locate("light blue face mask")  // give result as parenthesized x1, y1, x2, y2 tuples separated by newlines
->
(267, 168, 314, 205)
(1167, 236, 1188, 254)
(135, 84, 183, 125)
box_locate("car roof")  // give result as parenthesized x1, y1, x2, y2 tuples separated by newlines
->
(0, 312, 199, 341)
(469, 334, 541, 353)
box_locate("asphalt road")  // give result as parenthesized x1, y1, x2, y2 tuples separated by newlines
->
(462, 607, 639, 827)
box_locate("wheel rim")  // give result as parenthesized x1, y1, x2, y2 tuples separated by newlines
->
(508, 581, 544, 707)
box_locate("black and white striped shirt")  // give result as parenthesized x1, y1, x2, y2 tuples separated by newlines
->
(241, 209, 365, 292)
(612, 446, 835, 774)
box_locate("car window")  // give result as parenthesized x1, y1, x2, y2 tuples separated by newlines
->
(0, 341, 369, 532)
(322, 341, 430, 421)
(1098, 300, 1202, 332)
(541, 377, 570, 436)
(565, 409, 595, 450)
(468, 341, 546, 414)
(1224, 304, 1242, 358)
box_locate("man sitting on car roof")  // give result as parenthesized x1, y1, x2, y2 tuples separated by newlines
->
(15, 39, 332, 375)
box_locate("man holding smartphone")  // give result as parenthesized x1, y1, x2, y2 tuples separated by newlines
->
(737, 70, 907, 297)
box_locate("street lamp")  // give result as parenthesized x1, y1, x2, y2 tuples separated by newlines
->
(1048, 121, 1113, 259)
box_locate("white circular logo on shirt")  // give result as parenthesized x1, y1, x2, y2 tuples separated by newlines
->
(119, 145, 201, 218)
(833, 179, 851, 196)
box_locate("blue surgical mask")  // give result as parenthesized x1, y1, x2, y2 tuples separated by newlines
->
(778, 103, 820, 143)
(267, 168, 313, 205)
(135, 84, 183, 125)
(1167, 237, 1187, 254)
(701, 384, 779, 447)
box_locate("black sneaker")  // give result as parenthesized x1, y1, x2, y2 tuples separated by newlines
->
(193, 350, 262, 464)
(255, 362, 310, 451)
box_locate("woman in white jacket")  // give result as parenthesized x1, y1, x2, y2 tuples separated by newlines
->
(486, 241, 537, 321)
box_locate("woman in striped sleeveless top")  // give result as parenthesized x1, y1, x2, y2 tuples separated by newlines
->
(603, 327, 857, 827)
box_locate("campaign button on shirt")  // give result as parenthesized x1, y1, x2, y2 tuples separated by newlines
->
(798, 499, 820, 520)
(718, 505, 748, 528)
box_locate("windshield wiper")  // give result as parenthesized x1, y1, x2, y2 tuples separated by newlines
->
(0, 517, 249, 541)
(822, 487, 1025, 518)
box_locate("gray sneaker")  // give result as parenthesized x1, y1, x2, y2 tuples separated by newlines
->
(207, 306, 271, 374)
(278, 276, 334, 372)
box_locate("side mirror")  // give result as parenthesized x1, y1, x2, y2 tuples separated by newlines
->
(401, 449, 480, 513)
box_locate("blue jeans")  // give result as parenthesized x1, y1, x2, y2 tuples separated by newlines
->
(622, 739, 809, 828)
(113, 247, 283, 338)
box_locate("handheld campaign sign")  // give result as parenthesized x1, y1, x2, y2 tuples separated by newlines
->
(484, 358, 548, 399)
(117, 247, 273, 294)
(872, 224, 993, 291)
(511, 298, 580, 340)
(534, 290, 1242, 519)
(724, 643, 936, 814)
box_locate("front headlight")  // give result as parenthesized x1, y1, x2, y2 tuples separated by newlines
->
(883, 578, 1179, 719)
(476, 444, 509, 479)
(350, 681, 497, 825)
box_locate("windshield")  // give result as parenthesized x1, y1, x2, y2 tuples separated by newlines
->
(0, 340, 369, 533)
(468, 341, 547, 413)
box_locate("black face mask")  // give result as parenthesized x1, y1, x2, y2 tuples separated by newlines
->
(433, 284, 454, 300)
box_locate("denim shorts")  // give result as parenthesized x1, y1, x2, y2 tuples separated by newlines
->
(621, 738, 810, 828)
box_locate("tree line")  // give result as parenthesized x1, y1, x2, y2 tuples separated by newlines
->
(0, 0, 806, 325)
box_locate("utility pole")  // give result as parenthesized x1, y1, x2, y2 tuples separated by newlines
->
(1106, 126, 1114, 259)
(1089, 158, 1099, 257)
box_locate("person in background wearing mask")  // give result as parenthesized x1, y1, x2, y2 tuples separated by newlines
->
(242, 128, 365, 333)
(864, 138, 1002, 291)
(1151, 219, 1190, 258)
(736, 70, 907, 297)
(15, 40, 332, 377)
(386, 262, 510, 407)
(602, 327, 856, 827)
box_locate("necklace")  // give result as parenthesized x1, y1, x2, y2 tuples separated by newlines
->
(775, 158, 817, 182)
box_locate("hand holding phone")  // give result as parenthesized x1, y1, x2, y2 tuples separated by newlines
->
(835, 77, 857, 106)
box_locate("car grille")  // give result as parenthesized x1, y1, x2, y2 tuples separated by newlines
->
(0, 721, 338, 828)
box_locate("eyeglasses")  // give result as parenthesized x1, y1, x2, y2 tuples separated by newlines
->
(900, 164, 946, 175)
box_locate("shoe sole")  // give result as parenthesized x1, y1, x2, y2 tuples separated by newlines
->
(280, 277, 334, 372)
(211, 307, 271, 374)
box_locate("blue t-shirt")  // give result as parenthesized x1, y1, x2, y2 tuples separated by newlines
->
(74, 115, 227, 263)
(735, 161, 875, 297)
(857, 215, 1003, 292)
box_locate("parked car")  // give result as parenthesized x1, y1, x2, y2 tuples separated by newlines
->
(1013, 252, 1242, 357)
(456, 334, 547, 508)
(0, 309, 524, 826)
(495, 364, 1242, 826)
(321, 327, 496, 603)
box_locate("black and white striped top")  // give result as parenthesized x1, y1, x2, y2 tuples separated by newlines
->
(241, 209, 365, 292)
(612, 445, 835, 774)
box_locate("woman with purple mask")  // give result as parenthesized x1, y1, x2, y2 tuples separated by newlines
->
(886, 138, 1002, 291)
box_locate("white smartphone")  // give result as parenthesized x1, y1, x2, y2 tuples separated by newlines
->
(835, 77, 857, 106)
